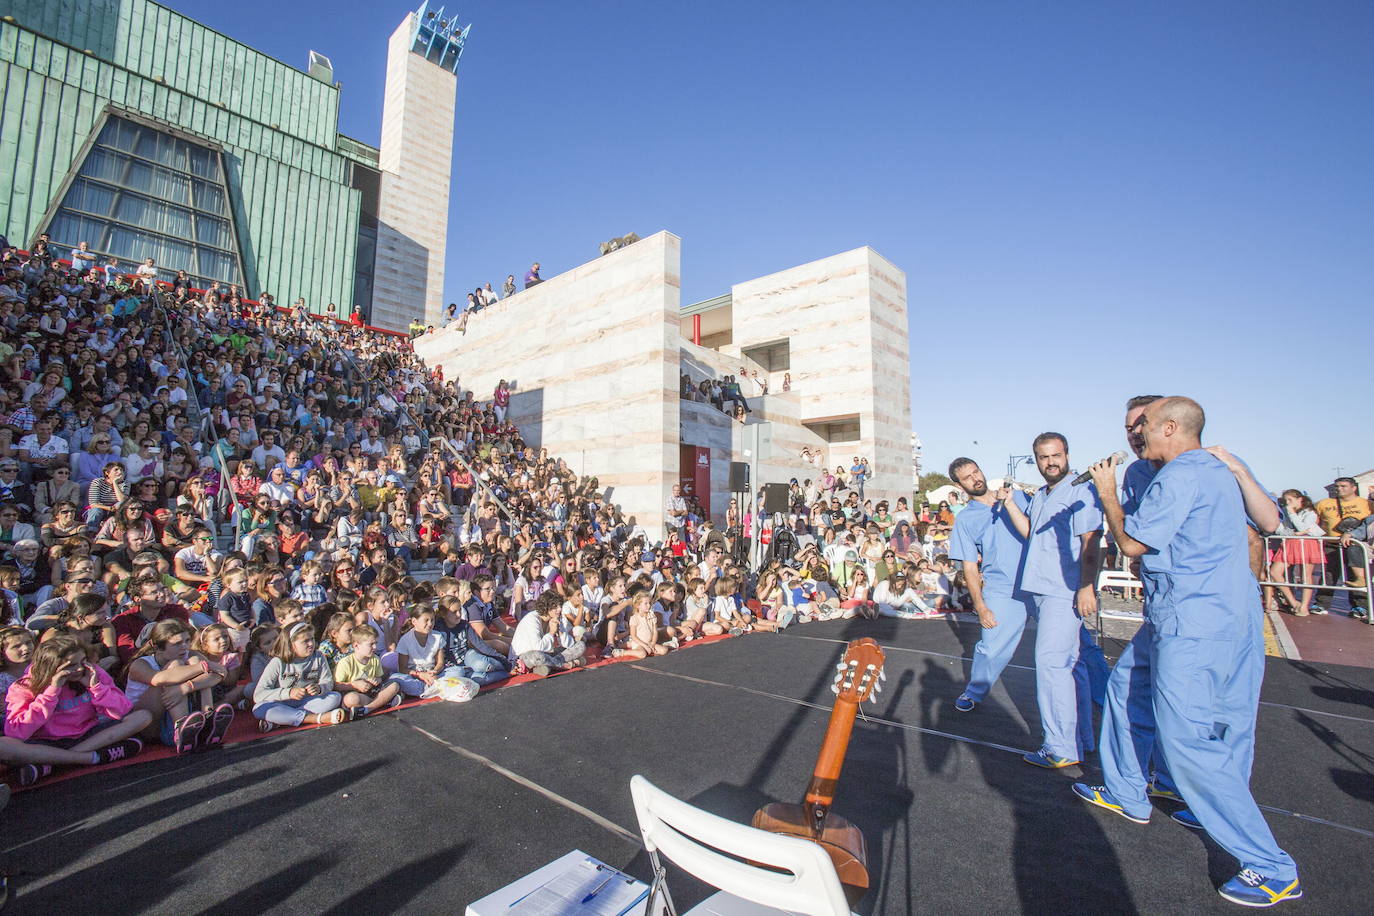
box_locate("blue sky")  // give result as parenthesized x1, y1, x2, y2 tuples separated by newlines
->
(171, 0, 1374, 497)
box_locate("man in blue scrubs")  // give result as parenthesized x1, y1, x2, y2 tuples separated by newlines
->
(1081, 397, 1299, 908)
(1083, 396, 1280, 825)
(1001, 433, 1108, 768)
(946, 458, 1032, 712)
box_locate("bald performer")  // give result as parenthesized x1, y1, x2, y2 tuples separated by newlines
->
(1077, 397, 1299, 908)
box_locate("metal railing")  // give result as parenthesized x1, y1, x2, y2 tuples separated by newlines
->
(153, 285, 243, 547)
(1258, 534, 1372, 624)
(1093, 535, 1372, 627)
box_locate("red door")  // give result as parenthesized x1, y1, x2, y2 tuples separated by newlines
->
(679, 445, 711, 515)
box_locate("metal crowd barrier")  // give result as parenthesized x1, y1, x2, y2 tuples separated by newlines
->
(1257, 534, 1372, 624)
(1092, 533, 1374, 632)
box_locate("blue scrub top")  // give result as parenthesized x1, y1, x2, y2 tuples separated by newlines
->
(948, 491, 1030, 598)
(1123, 456, 1274, 530)
(1125, 449, 1259, 638)
(1121, 459, 1158, 516)
(1018, 478, 1104, 599)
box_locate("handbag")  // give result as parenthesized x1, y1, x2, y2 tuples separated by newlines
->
(1334, 496, 1363, 533)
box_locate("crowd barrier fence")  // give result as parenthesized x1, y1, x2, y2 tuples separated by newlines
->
(1257, 534, 1372, 624)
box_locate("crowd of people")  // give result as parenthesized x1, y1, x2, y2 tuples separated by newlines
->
(4, 231, 1369, 906)
(678, 368, 782, 422)
(0, 238, 974, 791)
(425, 261, 544, 336)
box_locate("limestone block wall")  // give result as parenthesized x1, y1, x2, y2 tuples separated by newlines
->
(372, 14, 458, 331)
(729, 247, 912, 508)
(413, 232, 682, 532)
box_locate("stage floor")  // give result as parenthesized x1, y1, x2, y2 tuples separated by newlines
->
(4, 616, 1370, 914)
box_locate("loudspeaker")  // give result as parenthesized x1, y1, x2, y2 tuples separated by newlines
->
(761, 482, 791, 515)
(729, 461, 750, 492)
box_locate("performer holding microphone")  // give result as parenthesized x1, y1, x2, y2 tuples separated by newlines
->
(1080, 397, 1300, 908)
(999, 433, 1109, 769)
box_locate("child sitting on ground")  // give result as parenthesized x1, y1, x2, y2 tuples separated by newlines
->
(194, 623, 247, 708)
(243, 623, 278, 705)
(683, 577, 725, 637)
(711, 577, 753, 636)
(512, 591, 586, 675)
(251, 622, 345, 732)
(392, 605, 446, 697)
(317, 612, 354, 670)
(333, 626, 402, 717)
(215, 568, 254, 650)
(125, 619, 234, 753)
(4, 635, 152, 785)
(0, 626, 33, 699)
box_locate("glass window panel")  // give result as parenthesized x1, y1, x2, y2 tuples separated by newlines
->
(187, 145, 219, 181)
(125, 158, 190, 205)
(196, 247, 239, 283)
(62, 179, 118, 217)
(194, 214, 231, 249)
(79, 147, 128, 184)
(191, 178, 225, 213)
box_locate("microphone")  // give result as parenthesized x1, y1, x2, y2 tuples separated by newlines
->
(1072, 450, 1128, 486)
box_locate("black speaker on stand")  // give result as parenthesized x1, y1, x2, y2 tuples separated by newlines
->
(760, 482, 791, 515)
(728, 461, 750, 493)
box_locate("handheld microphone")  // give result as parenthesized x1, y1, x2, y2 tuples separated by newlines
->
(1072, 450, 1128, 486)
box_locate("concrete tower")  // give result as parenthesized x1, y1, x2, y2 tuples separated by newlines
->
(371, 3, 468, 331)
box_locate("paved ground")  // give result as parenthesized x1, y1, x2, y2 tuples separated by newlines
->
(3, 616, 1369, 914)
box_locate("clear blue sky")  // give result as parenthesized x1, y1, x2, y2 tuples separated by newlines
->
(171, 0, 1373, 497)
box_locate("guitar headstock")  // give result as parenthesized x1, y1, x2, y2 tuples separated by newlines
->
(831, 637, 886, 703)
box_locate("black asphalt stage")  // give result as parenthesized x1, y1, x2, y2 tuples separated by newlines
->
(3, 617, 1370, 915)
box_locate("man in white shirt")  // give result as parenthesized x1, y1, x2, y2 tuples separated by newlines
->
(251, 430, 286, 469)
(665, 483, 687, 536)
(17, 419, 68, 482)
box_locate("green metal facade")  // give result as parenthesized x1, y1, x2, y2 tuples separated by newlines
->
(0, 0, 370, 311)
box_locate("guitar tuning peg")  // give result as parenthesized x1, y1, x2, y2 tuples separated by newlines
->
(831, 683, 840, 695)
(879, 669, 887, 681)
(865, 663, 877, 671)
(836, 663, 847, 671)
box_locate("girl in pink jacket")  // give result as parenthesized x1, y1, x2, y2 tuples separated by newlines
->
(3, 635, 151, 785)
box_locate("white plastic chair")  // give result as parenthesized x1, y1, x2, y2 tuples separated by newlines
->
(629, 775, 856, 916)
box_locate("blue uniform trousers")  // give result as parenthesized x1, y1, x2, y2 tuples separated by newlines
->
(1030, 594, 1097, 760)
(1098, 620, 1178, 819)
(1080, 624, 1109, 706)
(1152, 614, 1296, 881)
(964, 593, 1031, 702)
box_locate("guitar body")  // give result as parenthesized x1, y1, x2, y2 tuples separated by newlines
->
(751, 638, 885, 908)
(751, 802, 869, 905)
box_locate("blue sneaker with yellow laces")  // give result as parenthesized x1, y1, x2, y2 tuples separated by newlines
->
(1071, 783, 1149, 824)
(1217, 869, 1302, 907)
(1022, 747, 1078, 769)
(1146, 780, 1185, 803)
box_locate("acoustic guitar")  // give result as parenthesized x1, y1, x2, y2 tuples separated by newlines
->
(751, 637, 886, 905)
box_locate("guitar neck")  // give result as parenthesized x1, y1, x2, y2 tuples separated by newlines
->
(802, 696, 859, 828)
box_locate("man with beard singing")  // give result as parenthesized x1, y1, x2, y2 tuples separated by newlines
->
(946, 457, 1032, 713)
(1000, 432, 1109, 769)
